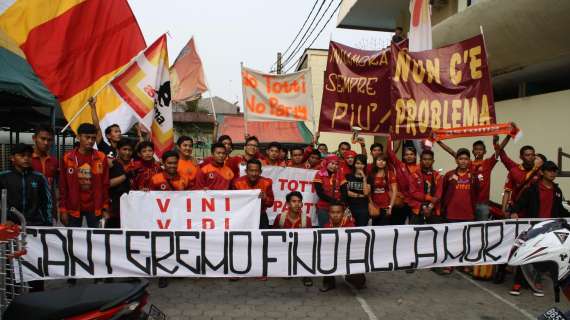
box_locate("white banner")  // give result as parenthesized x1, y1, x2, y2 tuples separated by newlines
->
(240, 166, 319, 226)
(242, 66, 314, 122)
(120, 190, 261, 230)
(21, 220, 539, 281)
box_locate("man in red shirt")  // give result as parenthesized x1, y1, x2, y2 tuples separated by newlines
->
(387, 136, 420, 225)
(500, 145, 540, 217)
(59, 123, 110, 228)
(320, 202, 356, 292)
(131, 141, 162, 191)
(262, 142, 286, 167)
(306, 150, 322, 170)
(287, 146, 307, 169)
(233, 159, 275, 229)
(195, 143, 234, 190)
(441, 148, 479, 223)
(31, 125, 58, 223)
(408, 150, 443, 225)
(273, 191, 313, 286)
(508, 161, 569, 296)
(437, 135, 510, 220)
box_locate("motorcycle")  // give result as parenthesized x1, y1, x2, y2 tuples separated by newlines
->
(0, 205, 163, 320)
(508, 219, 570, 319)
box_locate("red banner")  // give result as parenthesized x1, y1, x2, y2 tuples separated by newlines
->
(390, 35, 495, 139)
(319, 41, 399, 135)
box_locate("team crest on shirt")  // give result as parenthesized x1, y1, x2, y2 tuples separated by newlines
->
(208, 173, 215, 179)
(67, 168, 74, 175)
(31, 181, 38, 189)
(160, 184, 167, 190)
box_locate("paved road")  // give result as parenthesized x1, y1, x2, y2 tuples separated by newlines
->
(142, 270, 570, 320)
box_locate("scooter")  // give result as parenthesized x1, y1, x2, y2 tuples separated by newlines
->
(0, 205, 161, 320)
(4, 279, 151, 320)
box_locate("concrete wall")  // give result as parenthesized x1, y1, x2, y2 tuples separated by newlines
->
(305, 51, 376, 157)
(431, 89, 570, 202)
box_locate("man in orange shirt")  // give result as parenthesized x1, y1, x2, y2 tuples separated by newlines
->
(195, 143, 234, 190)
(262, 142, 286, 167)
(176, 136, 198, 189)
(233, 159, 274, 229)
(151, 151, 190, 191)
(287, 146, 308, 169)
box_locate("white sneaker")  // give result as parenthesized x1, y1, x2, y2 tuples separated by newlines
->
(532, 290, 545, 297)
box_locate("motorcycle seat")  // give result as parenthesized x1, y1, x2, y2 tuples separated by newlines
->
(5, 280, 148, 320)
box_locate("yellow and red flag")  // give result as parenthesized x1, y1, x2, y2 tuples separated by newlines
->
(170, 37, 208, 103)
(0, 0, 146, 133)
(111, 35, 173, 157)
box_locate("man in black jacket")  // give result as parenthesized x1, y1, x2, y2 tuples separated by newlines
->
(513, 161, 569, 219)
(0, 143, 53, 292)
(0, 143, 53, 226)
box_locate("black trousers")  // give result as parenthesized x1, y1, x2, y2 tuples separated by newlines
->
(67, 211, 101, 228)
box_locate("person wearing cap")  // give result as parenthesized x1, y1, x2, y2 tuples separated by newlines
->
(0, 143, 53, 227)
(509, 160, 569, 297)
(59, 123, 110, 228)
(512, 161, 569, 219)
(0, 143, 53, 292)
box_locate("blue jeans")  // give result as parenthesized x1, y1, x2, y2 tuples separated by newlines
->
(317, 208, 329, 227)
(475, 203, 490, 221)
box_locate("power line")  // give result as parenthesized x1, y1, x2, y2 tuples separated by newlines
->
(270, 0, 320, 71)
(283, 1, 341, 73)
(280, 0, 329, 69)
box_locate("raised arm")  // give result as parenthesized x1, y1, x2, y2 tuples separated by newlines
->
(89, 97, 104, 145)
(493, 134, 511, 158)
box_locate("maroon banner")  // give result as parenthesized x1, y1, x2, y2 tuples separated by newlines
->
(319, 41, 397, 135)
(390, 34, 496, 139)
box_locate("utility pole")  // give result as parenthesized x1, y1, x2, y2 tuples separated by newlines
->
(276, 52, 282, 74)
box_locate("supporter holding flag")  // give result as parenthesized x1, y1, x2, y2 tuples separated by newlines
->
(262, 142, 286, 167)
(59, 123, 110, 228)
(320, 202, 356, 292)
(386, 136, 420, 225)
(366, 143, 384, 174)
(89, 97, 121, 159)
(273, 191, 313, 287)
(408, 150, 443, 225)
(176, 136, 198, 189)
(195, 143, 234, 190)
(0, 143, 52, 292)
(108, 138, 137, 228)
(131, 142, 162, 191)
(313, 154, 346, 227)
(233, 159, 274, 229)
(287, 146, 308, 169)
(306, 150, 323, 170)
(437, 134, 511, 220)
(367, 154, 398, 226)
(342, 154, 369, 227)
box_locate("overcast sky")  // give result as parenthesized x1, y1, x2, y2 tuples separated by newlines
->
(129, 0, 391, 107)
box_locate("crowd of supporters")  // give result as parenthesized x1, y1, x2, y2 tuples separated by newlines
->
(0, 101, 568, 294)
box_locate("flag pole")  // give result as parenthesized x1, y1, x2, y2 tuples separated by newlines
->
(240, 62, 249, 138)
(59, 37, 154, 133)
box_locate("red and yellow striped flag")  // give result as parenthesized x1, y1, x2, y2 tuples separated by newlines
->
(0, 0, 146, 133)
